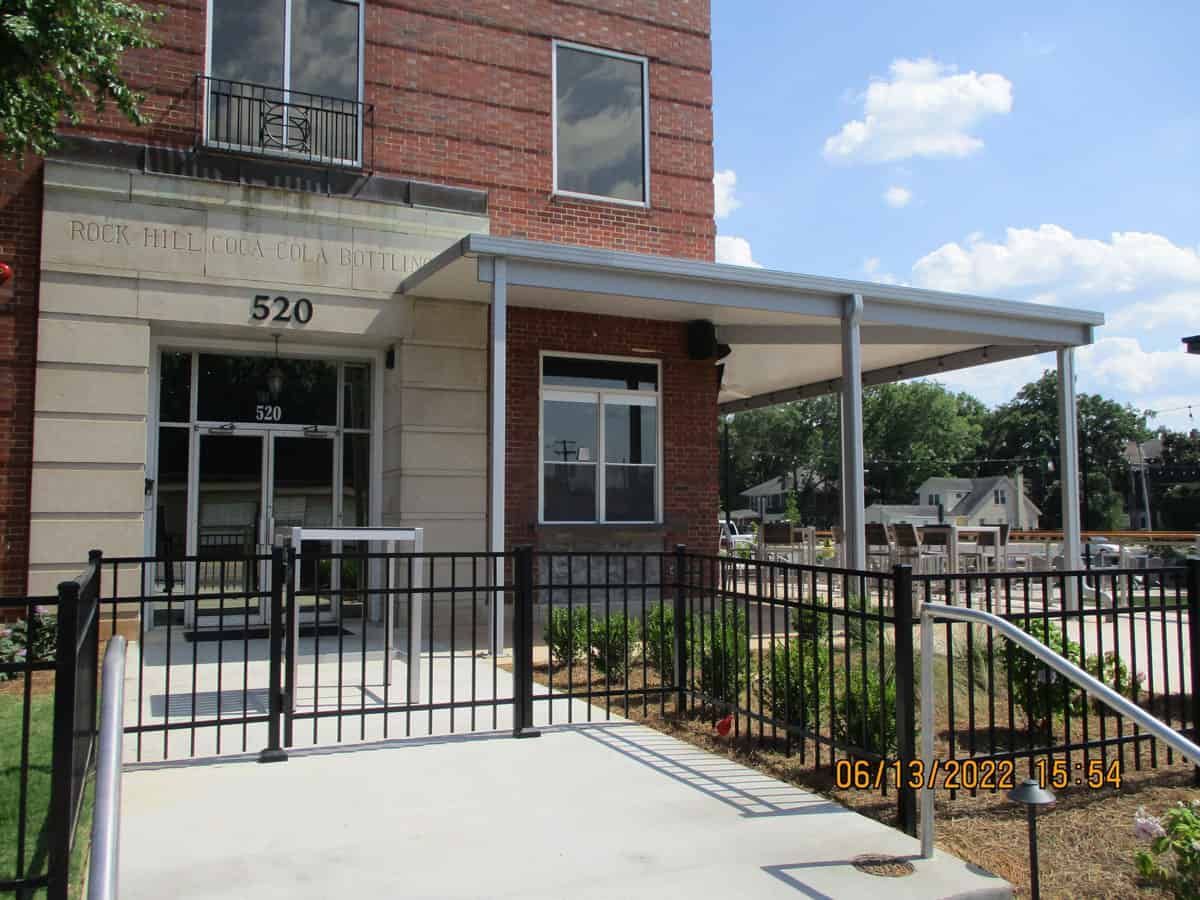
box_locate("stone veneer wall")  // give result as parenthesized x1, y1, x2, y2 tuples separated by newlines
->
(27, 160, 488, 594)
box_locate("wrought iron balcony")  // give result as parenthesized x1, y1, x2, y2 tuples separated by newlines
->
(196, 75, 373, 170)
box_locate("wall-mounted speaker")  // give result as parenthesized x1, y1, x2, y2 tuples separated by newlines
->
(687, 320, 731, 361)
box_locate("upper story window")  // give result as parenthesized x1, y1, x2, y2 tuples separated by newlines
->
(205, 0, 365, 166)
(553, 41, 650, 207)
(994, 489, 1007, 505)
(541, 355, 660, 523)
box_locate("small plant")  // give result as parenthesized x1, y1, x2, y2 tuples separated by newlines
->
(1084, 650, 1145, 712)
(832, 665, 899, 758)
(1005, 618, 1147, 731)
(761, 634, 831, 728)
(694, 601, 749, 705)
(543, 606, 588, 668)
(1005, 618, 1082, 733)
(1134, 800, 1200, 898)
(640, 602, 678, 683)
(589, 612, 635, 680)
(0, 610, 57, 680)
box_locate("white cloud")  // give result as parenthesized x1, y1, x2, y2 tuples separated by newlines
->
(823, 58, 1013, 164)
(906, 223, 1200, 415)
(1078, 338, 1200, 395)
(861, 256, 900, 284)
(713, 169, 741, 219)
(1108, 291, 1200, 332)
(883, 186, 912, 208)
(912, 225, 1200, 295)
(715, 235, 761, 267)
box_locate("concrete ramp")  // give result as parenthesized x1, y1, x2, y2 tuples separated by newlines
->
(119, 721, 1008, 899)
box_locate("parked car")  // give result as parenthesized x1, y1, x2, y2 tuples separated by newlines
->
(719, 519, 756, 554)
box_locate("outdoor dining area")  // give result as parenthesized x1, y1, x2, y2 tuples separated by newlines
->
(755, 522, 1028, 574)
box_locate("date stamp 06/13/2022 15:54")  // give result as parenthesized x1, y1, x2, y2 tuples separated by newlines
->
(834, 757, 1124, 792)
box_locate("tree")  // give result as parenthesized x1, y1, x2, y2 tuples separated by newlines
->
(721, 381, 989, 526)
(981, 371, 1149, 529)
(861, 382, 987, 504)
(1, 0, 158, 159)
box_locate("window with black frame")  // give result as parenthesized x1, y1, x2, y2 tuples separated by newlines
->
(553, 41, 649, 205)
(207, 0, 362, 163)
(541, 356, 659, 523)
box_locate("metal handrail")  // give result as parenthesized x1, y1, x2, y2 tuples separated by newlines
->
(919, 602, 1200, 858)
(88, 636, 126, 900)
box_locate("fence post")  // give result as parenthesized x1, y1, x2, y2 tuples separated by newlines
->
(512, 546, 541, 739)
(283, 544, 297, 749)
(259, 546, 288, 763)
(1188, 559, 1200, 785)
(47, 576, 82, 900)
(673, 544, 688, 714)
(893, 564, 918, 837)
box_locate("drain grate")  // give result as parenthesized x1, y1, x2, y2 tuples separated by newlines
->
(851, 854, 915, 878)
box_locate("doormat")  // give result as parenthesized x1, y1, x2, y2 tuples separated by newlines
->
(183, 624, 349, 642)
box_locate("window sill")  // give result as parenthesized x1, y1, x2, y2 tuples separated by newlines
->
(550, 190, 650, 211)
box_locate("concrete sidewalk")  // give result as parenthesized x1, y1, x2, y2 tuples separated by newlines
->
(119, 721, 1009, 899)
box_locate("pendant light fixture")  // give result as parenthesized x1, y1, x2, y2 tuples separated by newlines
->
(266, 335, 285, 398)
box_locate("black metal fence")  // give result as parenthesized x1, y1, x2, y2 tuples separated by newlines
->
(914, 563, 1197, 798)
(13, 545, 1200, 869)
(1, 551, 102, 899)
(196, 75, 374, 169)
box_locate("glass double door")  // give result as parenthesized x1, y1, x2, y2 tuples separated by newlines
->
(191, 430, 335, 629)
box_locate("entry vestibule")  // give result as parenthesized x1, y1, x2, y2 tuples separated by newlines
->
(152, 348, 374, 628)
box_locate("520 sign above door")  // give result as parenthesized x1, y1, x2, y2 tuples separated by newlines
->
(251, 295, 314, 324)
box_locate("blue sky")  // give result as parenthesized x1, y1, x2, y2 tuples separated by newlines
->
(710, 0, 1200, 431)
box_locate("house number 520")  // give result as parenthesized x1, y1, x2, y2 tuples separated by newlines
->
(251, 294, 314, 324)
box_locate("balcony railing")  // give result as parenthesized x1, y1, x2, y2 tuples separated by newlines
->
(196, 75, 373, 170)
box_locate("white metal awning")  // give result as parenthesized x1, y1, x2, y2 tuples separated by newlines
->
(400, 234, 1104, 412)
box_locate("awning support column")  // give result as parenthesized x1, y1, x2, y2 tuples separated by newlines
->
(1057, 348, 1082, 609)
(490, 257, 508, 653)
(840, 294, 866, 570)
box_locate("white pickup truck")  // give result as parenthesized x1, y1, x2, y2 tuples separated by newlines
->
(719, 519, 756, 554)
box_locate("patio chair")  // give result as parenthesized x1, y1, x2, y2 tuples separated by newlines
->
(918, 525, 953, 574)
(960, 529, 1000, 572)
(891, 523, 926, 572)
(865, 522, 893, 571)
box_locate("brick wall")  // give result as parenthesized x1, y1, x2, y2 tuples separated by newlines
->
(0, 159, 42, 596)
(506, 306, 719, 554)
(0, 0, 716, 589)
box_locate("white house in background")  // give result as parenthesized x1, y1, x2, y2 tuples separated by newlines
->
(740, 468, 821, 522)
(913, 476, 1041, 528)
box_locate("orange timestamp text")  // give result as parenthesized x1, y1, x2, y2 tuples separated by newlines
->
(834, 757, 1122, 791)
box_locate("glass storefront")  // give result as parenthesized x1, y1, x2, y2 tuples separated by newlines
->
(153, 349, 373, 627)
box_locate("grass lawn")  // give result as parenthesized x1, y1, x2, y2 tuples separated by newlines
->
(0, 677, 93, 898)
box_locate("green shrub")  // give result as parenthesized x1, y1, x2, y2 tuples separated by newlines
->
(1005, 618, 1081, 732)
(832, 665, 899, 758)
(1084, 650, 1145, 712)
(694, 602, 749, 705)
(543, 606, 589, 668)
(589, 612, 635, 680)
(641, 602, 679, 683)
(1004, 619, 1145, 731)
(0, 610, 57, 680)
(761, 635, 831, 728)
(1134, 800, 1200, 897)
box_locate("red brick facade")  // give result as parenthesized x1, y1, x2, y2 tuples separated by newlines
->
(0, 1, 716, 588)
(0, 160, 41, 594)
(506, 308, 719, 553)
